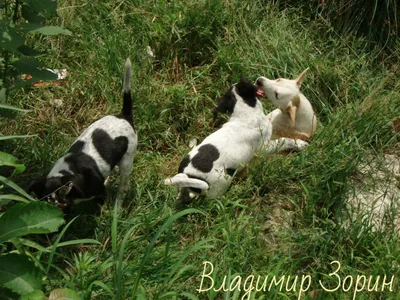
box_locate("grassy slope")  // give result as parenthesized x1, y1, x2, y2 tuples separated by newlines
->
(3, 0, 400, 298)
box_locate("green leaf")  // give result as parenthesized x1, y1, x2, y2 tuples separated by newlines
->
(0, 198, 12, 206)
(12, 58, 58, 81)
(0, 194, 29, 205)
(19, 238, 50, 253)
(23, 25, 72, 36)
(0, 176, 36, 201)
(0, 25, 25, 52)
(18, 23, 43, 32)
(21, 4, 45, 24)
(0, 151, 25, 174)
(18, 45, 45, 57)
(159, 292, 178, 299)
(0, 201, 65, 242)
(88, 281, 113, 297)
(0, 103, 31, 118)
(20, 290, 46, 300)
(0, 103, 31, 119)
(0, 287, 20, 299)
(0, 134, 36, 141)
(179, 292, 199, 300)
(54, 239, 102, 248)
(48, 288, 80, 300)
(0, 254, 42, 296)
(21, 0, 57, 18)
(0, 88, 6, 103)
(136, 284, 146, 300)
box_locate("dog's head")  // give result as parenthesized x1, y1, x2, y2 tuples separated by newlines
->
(256, 69, 309, 123)
(213, 77, 262, 121)
(26, 175, 85, 208)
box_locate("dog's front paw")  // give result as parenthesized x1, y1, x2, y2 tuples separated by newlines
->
(295, 139, 309, 151)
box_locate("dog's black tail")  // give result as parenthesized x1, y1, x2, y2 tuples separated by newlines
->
(119, 58, 133, 125)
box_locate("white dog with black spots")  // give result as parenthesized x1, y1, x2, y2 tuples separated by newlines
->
(27, 58, 137, 210)
(165, 78, 307, 205)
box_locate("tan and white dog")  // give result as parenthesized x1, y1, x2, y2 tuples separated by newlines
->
(256, 69, 317, 142)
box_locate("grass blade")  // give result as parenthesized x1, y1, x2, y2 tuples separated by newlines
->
(0, 194, 29, 205)
(45, 216, 78, 274)
(115, 223, 141, 300)
(0, 176, 36, 201)
(0, 134, 36, 140)
(131, 208, 206, 297)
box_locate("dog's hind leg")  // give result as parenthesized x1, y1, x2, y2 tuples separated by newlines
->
(115, 152, 135, 209)
(263, 138, 308, 154)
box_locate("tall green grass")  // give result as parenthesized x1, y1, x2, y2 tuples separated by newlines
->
(2, 0, 400, 298)
(280, 0, 399, 60)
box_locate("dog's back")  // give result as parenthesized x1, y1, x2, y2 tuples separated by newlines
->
(49, 58, 136, 179)
(165, 78, 271, 203)
(27, 58, 137, 208)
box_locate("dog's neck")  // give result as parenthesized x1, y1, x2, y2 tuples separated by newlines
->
(229, 99, 265, 126)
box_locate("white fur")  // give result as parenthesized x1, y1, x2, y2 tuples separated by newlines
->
(30, 58, 137, 209)
(167, 78, 310, 203)
(48, 116, 136, 178)
(256, 70, 317, 141)
(182, 91, 271, 198)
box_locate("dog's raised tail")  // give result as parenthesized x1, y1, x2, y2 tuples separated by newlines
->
(121, 58, 133, 124)
(164, 173, 209, 191)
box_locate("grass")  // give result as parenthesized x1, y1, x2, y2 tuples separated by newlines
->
(2, 0, 400, 298)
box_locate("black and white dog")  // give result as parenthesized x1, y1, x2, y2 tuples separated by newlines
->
(164, 78, 308, 205)
(27, 58, 137, 209)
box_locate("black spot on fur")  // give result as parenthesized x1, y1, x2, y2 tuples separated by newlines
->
(64, 152, 105, 198)
(92, 128, 128, 169)
(26, 176, 46, 198)
(67, 141, 85, 154)
(235, 77, 258, 107)
(213, 87, 237, 120)
(44, 177, 63, 196)
(226, 168, 236, 177)
(178, 155, 190, 173)
(191, 144, 220, 173)
(26, 142, 107, 203)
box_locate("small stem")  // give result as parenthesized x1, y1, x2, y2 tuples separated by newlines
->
(12, 0, 19, 24)
(2, 50, 9, 101)
(4, 0, 8, 17)
(2, 0, 20, 102)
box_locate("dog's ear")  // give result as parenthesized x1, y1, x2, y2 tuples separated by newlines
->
(295, 68, 309, 87)
(286, 95, 300, 127)
(213, 88, 237, 121)
(26, 176, 47, 199)
(285, 104, 297, 128)
(292, 95, 300, 107)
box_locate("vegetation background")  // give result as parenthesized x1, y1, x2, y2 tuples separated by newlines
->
(1, 0, 399, 299)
